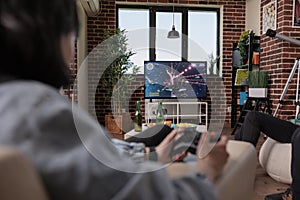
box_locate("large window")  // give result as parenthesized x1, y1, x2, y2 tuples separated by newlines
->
(118, 8, 149, 73)
(117, 5, 220, 74)
(188, 11, 218, 61)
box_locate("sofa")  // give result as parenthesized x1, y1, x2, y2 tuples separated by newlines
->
(166, 140, 257, 200)
(0, 147, 49, 200)
(0, 140, 256, 200)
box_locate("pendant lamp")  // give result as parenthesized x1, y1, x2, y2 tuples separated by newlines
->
(167, 1, 179, 39)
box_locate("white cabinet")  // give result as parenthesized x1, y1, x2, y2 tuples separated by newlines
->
(145, 101, 208, 131)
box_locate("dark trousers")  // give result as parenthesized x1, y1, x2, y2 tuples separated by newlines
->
(125, 124, 173, 146)
(235, 111, 300, 198)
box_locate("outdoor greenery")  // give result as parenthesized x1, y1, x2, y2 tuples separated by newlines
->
(248, 70, 268, 88)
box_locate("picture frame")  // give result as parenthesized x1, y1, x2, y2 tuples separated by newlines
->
(262, 0, 277, 34)
(293, 0, 300, 27)
(235, 69, 248, 86)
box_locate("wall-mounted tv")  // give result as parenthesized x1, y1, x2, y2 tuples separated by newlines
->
(144, 61, 207, 99)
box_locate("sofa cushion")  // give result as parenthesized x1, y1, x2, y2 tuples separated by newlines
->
(259, 138, 292, 184)
(0, 147, 49, 200)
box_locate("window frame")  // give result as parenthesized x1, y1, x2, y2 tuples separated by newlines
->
(116, 4, 220, 72)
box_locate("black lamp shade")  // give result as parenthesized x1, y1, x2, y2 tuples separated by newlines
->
(167, 25, 180, 39)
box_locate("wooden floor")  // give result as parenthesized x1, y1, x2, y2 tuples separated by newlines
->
(222, 125, 290, 200)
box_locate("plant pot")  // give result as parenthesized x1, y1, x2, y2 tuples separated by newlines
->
(105, 113, 133, 135)
(248, 88, 268, 98)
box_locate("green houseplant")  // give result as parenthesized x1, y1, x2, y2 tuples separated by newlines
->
(248, 70, 268, 97)
(100, 28, 139, 134)
(238, 30, 253, 65)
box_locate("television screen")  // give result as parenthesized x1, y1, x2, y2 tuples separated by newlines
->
(144, 61, 207, 99)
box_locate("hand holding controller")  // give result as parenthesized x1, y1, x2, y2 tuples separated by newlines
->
(170, 127, 220, 158)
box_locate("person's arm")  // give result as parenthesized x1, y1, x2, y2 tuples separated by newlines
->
(112, 128, 186, 164)
(111, 138, 146, 163)
(195, 132, 229, 182)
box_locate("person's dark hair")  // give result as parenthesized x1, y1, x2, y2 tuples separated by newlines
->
(0, 0, 79, 88)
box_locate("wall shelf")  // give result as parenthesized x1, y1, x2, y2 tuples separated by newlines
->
(231, 33, 260, 128)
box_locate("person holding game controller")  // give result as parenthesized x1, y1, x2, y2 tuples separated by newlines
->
(114, 123, 229, 183)
(124, 124, 222, 164)
(170, 126, 221, 157)
(196, 132, 229, 182)
(0, 0, 229, 198)
(157, 126, 229, 182)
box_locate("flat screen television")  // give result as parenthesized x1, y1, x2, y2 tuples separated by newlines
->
(144, 61, 207, 99)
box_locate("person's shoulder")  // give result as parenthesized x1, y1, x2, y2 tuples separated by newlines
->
(3, 80, 59, 92)
(0, 80, 65, 97)
(0, 80, 54, 92)
(0, 80, 70, 108)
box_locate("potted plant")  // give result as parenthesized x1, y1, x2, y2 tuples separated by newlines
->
(238, 30, 253, 65)
(248, 70, 268, 97)
(208, 52, 220, 75)
(100, 28, 139, 135)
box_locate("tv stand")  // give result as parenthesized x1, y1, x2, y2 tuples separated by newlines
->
(145, 101, 208, 131)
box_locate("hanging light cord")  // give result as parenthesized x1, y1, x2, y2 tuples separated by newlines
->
(172, 1, 175, 25)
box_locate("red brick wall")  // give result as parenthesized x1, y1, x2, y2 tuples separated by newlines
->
(86, 0, 247, 126)
(261, 0, 300, 120)
(63, 42, 77, 100)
